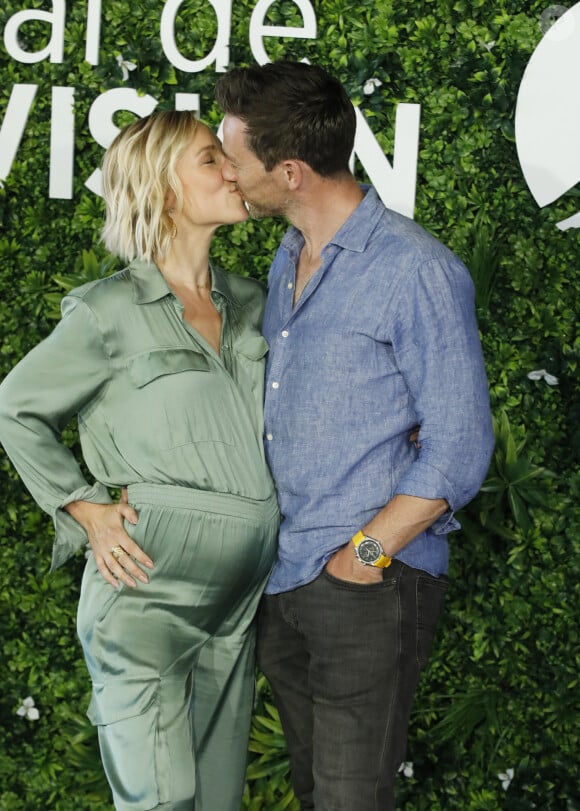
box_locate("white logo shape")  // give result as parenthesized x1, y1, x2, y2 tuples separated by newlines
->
(515, 3, 580, 230)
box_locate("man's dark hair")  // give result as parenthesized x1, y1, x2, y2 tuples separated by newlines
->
(215, 60, 356, 176)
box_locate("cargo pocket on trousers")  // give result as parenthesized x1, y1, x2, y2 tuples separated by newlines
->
(87, 678, 170, 810)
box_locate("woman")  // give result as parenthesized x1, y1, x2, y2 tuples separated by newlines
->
(0, 111, 279, 811)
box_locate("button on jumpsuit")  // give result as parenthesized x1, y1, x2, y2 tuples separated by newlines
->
(0, 260, 279, 811)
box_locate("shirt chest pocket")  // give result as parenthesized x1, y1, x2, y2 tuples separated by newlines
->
(234, 335, 269, 362)
(129, 348, 211, 386)
(123, 348, 235, 449)
(230, 335, 269, 417)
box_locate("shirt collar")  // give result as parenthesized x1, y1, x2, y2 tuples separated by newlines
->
(329, 186, 383, 252)
(129, 259, 238, 307)
(210, 262, 239, 306)
(130, 260, 172, 304)
(279, 185, 384, 258)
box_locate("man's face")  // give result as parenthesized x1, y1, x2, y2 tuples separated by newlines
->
(221, 115, 288, 219)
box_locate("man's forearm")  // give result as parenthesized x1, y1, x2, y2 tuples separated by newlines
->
(361, 494, 449, 557)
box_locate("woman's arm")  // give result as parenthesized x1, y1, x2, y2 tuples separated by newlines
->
(0, 295, 151, 579)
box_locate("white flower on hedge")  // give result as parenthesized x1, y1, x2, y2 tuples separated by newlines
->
(116, 54, 137, 82)
(16, 696, 40, 721)
(398, 761, 414, 778)
(363, 77, 382, 95)
(527, 368, 559, 386)
(498, 768, 514, 791)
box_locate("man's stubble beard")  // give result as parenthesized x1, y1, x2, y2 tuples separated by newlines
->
(246, 198, 291, 220)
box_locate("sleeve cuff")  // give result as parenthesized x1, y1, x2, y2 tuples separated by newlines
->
(430, 509, 461, 535)
(394, 461, 461, 536)
(50, 483, 112, 571)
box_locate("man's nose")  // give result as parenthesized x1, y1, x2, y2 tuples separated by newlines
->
(221, 159, 236, 182)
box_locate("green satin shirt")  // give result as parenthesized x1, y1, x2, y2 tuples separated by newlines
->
(0, 260, 275, 570)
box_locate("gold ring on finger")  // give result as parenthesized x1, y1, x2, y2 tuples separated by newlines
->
(110, 545, 126, 561)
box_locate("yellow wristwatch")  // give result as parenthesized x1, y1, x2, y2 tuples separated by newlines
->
(352, 530, 392, 568)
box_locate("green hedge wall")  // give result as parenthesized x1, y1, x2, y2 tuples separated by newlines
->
(1, 1, 578, 809)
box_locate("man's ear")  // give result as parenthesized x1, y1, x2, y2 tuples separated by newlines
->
(279, 159, 303, 190)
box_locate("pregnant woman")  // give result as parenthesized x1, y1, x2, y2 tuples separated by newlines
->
(0, 111, 278, 811)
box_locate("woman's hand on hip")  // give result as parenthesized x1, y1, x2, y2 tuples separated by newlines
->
(65, 499, 154, 589)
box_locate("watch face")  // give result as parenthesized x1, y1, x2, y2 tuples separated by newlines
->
(358, 538, 382, 564)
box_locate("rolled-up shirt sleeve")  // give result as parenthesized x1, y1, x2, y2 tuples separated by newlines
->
(391, 256, 495, 524)
(0, 296, 112, 568)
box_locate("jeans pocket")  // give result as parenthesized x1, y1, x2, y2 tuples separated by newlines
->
(416, 574, 448, 668)
(322, 568, 390, 591)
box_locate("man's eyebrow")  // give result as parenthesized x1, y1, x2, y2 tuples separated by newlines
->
(221, 148, 237, 163)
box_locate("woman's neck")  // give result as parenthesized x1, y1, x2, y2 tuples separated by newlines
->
(155, 230, 213, 292)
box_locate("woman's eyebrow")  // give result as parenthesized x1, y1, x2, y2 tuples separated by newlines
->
(195, 143, 220, 157)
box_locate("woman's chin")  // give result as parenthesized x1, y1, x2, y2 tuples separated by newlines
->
(236, 204, 250, 222)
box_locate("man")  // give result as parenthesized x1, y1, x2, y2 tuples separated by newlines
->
(216, 61, 494, 811)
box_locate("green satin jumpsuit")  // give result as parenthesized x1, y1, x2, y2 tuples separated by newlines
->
(0, 260, 279, 811)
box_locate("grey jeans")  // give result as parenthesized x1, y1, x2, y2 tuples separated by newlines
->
(256, 559, 448, 811)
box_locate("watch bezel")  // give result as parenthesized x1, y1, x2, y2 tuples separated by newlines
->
(354, 536, 384, 565)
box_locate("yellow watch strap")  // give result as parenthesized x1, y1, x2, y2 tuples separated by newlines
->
(351, 530, 392, 568)
(351, 530, 366, 548)
(375, 554, 392, 569)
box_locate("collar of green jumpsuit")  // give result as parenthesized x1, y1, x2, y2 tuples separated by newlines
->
(128, 259, 240, 308)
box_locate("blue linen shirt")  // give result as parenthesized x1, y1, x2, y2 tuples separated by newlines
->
(262, 187, 494, 594)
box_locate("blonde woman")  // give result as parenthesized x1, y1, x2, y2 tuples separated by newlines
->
(0, 111, 279, 811)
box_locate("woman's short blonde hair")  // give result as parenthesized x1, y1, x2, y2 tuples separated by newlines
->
(101, 110, 199, 262)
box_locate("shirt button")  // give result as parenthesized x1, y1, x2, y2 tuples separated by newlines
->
(281, 330, 289, 338)
(266, 433, 274, 441)
(287, 282, 293, 289)
(272, 382, 280, 389)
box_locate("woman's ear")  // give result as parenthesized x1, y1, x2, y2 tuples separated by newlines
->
(164, 187, 177, 212)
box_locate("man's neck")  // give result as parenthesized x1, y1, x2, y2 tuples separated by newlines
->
(291, 175, 364, 263)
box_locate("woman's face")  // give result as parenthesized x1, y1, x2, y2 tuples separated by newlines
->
(169, 122, 248, 232)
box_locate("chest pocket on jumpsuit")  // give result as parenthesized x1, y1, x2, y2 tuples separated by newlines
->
(126, 347, 235, 448)
(231, 335, 269, 414)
